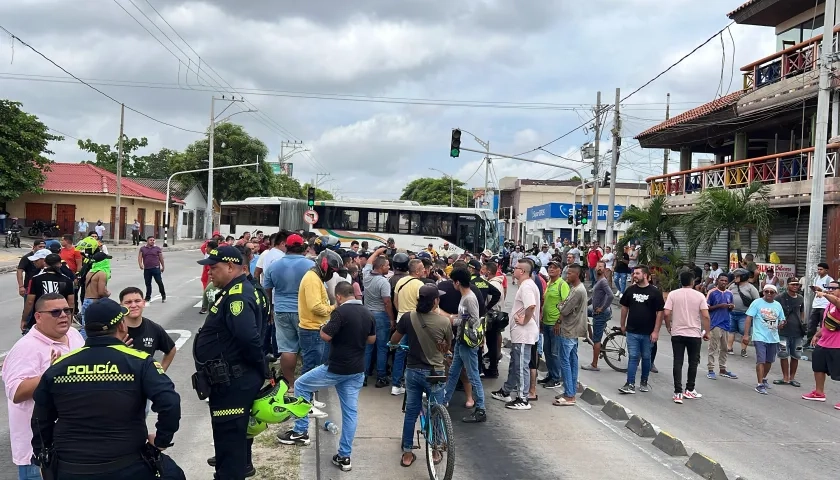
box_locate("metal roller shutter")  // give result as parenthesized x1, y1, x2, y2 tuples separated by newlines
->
(673, 227, 730, 268)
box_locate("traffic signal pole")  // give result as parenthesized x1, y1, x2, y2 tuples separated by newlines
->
(606, 88, 621, 246)
(591, 92, 602, 243)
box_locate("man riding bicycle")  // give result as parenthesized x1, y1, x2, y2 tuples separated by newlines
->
(391, 285, 453, 468)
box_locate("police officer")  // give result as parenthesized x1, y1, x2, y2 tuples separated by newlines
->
(194, 246, 268, 480)
(31, 298, 184, 480)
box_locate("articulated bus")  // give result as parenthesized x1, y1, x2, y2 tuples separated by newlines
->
(219, 197, 499, 254)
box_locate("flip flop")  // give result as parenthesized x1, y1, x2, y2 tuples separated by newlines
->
(772, 380, 790, 385)
(790, 380, 802, 387)
(528, 395, 538, 402)
(400, 453, 416, 468)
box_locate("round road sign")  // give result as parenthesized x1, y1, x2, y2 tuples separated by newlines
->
(304, 209, 319, 225)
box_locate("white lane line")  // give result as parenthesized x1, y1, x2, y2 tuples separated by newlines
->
(167, 330, 192, 351)
(193, 301, 202, 308)
(146, 294, 162, 304)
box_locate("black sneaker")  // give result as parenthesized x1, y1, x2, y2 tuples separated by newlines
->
(483, 370, 499, 379)
(245, 464, 256, 477)
(374, 377, 389, 388)
(363, 376, 368, 387)
(277, 430, 310, 446)
(650, 364, 659, 373)
(639, 382, 651, 392)
(490, 388, 511, 402)
(505, 397, 531, 410)
(462, 408, 487, 423)
(207, 456, 216, 467)
(537, 376, 551, 385)
(332, 454, 352, 472)
(618, 383, 636, 394)
(543, 380, 563, 389)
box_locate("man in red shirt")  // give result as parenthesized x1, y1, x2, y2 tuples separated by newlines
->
(58, 234, 82, 275)
(587, 244, 602, 289)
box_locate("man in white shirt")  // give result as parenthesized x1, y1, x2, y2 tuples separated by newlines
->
(568, 243, 582, 266)
(705, 262, 724, 290)
(255, 232, 287, 284)
(77, 218, 89, 242)
(536, 244, 552, 269)
(807, 262, 835, 346)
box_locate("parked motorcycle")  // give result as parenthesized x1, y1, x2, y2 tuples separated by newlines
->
(28, 220, 61, 238)
(6, 221, 21, 248)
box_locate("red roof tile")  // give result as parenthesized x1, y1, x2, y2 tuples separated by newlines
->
(635, 91, 744, 139)
(728, 0, 759, 18)
(43, 163, 168, 202)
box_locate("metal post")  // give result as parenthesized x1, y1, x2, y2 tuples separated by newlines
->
(206, 97, 215, 239)
(483, 141, 490, 208)
(591, 92, 602, 243)
(663, 93, 671, 175)
(449, 177, 454, 207)
(606, 88, 621, 246)
(805, 0, 838, 314)
(114, 103, 124, 246)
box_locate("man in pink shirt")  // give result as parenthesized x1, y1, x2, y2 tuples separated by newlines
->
(664, 271, 710, 404)
(2, 292, 84, 480)
(802, 280, 840, 409)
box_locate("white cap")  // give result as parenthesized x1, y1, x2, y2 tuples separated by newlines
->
(31, 249, 50, 260)
(763, 284, 778, 293)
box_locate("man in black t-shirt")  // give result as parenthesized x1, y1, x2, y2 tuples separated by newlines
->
(278, 282, 375, 472)
(21, 252, 74, 332)
(16, 240, 46, 305)
(119, 287, 177, 370)
(618, 265, 665, 395)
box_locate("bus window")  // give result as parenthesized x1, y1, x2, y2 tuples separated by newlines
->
(366, 211, 377, 232)
(398, 212, 410, 234)
(342, 209, 360, 229)
(456, 215, 478, 253)
(257, 206, 280, 225)
(409, 213, 420, 234)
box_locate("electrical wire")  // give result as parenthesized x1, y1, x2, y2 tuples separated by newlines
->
(48, 128, 80, 141)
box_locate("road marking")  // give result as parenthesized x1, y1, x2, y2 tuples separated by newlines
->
(193, 301, 202, 308)
(167, 330, 192, 351)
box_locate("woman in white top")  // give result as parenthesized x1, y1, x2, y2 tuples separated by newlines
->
(602, 246, 616, 289)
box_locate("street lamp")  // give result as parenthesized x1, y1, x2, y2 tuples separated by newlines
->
(458, 129, 492, 208)
(429, 168, 454, 207)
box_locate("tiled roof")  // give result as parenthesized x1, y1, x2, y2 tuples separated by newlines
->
(728, 0, 759, 18)
(131, 177, 190, 202)
(635, 91, 744, 139)
(42, 163, 168, 201)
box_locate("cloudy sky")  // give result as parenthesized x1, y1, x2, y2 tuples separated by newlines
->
(1, 0, 776, 199)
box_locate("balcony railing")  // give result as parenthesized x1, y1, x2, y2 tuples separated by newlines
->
(646, 145, 840, 197)
(742, 26, 840, 91)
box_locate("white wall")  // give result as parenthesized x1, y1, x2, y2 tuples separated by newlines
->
(177, 186, 207, 240)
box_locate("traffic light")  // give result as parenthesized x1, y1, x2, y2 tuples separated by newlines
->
(307, 186, 315, 207)
(580, 205, 589, 225)
(602, 171, 611, 187)
(567, 214, 574, 225)
(450, 129, 461, 158)
(574, 210, 581, 226)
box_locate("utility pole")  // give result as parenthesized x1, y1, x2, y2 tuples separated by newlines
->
(591, 91, 602, 244)
(663, 93, 671, 175)
(114, 103, 124, 246)
(483, 141, 491, 208)
(206, 95, 244, 238)
(314, 173, 330, 189)
(606, 88, 621, 246)
(805, 0, 838, 317)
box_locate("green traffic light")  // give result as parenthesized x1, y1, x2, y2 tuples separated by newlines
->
(450, 148, 460, 158)
(581, 218, 588, 225)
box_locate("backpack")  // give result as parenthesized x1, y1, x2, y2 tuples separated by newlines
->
(461, 307, 486, 348)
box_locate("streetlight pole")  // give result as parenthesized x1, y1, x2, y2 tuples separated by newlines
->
(166, 162, 258, 247)
(429, 168, 454, 207)
(458, 129, 491, 207)
(206, 96, 245, 239)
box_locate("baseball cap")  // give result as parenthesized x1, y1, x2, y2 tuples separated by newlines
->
(468, 259, 482, 271)
(31, 249, 50, 261)
(417, 251, 432, 260)
(342, 250, 358, 259)
(285, 234, 304, 247)
(387, 237, 396, 244)
(212, 231, 221, 237)
(418, 284, 447, 299)
(763, 284, 778, 293)
(48, 243, 61, 253)
(358, 251, 371, 259)
(547, 260, 561, 268)
(197, 245, 243, 265)
(83, 298, 128, 334)
(481, 249, 493, 257)
(788, 277, 801, 285)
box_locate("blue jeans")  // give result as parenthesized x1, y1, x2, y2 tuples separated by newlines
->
(626, 332, 653, 385)
(443, 342, 485, 409)
(729, 311, 747, 335)
(614, 272, 628, 295)
(299, 328, 324, 375)
(503, 343, 532, 399)
(402, 368, 445, 452)
(365, 311, 391, 378)
(589, 267, 597, 288)
(540, 324, 562, 381)
(590, 308, 611, 344)
(558, 337, 579, 398)
(18, 465, 40, 480)
(293, 365, 364, 458)
(79, 297, 95, 340)
(392, 335, 408, 387)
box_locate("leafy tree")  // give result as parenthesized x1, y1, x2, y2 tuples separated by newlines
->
(0, 100, 60, 202)
(682, 182, 775, 262)
(77, 136, 150, 176)
(401, 177, 472, 207)
(133, 148, 179, 179)
(616, 196, 680, 267)
(569, 175, 582, 182)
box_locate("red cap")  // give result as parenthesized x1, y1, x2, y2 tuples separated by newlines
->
(286, 234, 304, 247)
(212, 231, 221, 237)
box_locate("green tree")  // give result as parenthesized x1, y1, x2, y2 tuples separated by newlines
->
(401, 177, 472, 207)
(682, 182, 775, 262)
(133, 148, 179, 179)
(0, 100, 60, 201)
(77, 136, 150, 176)
(616, 196, 680, 267)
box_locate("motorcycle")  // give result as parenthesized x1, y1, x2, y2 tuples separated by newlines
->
(28, 220, 61, 238)
(5, 223, 21, 248)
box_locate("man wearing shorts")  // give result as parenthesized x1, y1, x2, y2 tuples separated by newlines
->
(776, 277, 805, 387)
(728, 269, 760, 357)
(743, 284, 784, 394)
(802, 280, 840, 409)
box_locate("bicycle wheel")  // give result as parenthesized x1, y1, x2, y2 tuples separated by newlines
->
(602, 331, 629, 373)
(425, 403, 455, 480)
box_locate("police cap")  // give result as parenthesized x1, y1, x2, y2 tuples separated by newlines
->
(84, 298, 129, 334)
(197, 245, 243, 265)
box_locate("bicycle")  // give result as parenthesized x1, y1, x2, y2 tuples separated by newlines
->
(388, 343, 455, 480)
(583, 317, 629, 373)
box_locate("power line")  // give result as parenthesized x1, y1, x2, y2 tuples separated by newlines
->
(48, 128, 80, 141)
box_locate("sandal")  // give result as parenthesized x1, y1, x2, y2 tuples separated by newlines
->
(790, 380, 802, 387)
(528, 395, 538, 402)
(772, 380, 790, 385)
(400, 452, 416, 467)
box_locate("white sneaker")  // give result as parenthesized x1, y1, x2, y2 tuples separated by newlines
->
(311, 399, 326, 409)
(390, 386, 406, 396)
(309, 407, 328, 419)
(683, 389, 703, 399)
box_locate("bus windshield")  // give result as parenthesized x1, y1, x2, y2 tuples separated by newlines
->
(484, 213, 499, 253)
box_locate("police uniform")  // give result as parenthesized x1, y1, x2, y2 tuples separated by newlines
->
(194, 247, 267, 480)
(31, 298, 184, 480)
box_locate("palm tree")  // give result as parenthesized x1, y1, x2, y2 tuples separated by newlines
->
(682, 181, 775, 262)
(616, 196, 680, 266)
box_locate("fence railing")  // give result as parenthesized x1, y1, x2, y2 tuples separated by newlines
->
(741, 27, 840, 91)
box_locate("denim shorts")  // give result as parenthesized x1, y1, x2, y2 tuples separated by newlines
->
(753, 341, 778, 364)
(275, 312, 301, 353)
(729, 311, 746, 335)
(777, 336, 803, 360)
(591, 309, 611, 344)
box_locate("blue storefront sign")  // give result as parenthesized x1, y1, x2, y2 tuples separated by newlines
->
(526, 202, 625, 222)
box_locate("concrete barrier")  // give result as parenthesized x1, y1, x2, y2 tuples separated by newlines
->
(580, 387, 606, 406)
(685, 453, 728, 480)
(601, 400, 630, 420)
(652, 431, 688, 457)
(625, 415, 656, 438)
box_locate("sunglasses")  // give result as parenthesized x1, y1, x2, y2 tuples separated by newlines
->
(37, 308, 73, 318)
(763, 290, 776, 294)
(826, 287, 839, 291)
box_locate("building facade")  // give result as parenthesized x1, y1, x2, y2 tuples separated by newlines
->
(133, 178, 208, 240)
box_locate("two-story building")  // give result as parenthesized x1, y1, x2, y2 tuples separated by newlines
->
(637, 0, 840, 275)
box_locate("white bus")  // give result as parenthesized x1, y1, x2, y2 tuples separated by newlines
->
(219, 197, 499, 254)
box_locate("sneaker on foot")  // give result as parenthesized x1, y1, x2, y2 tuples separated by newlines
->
(311, 399, 326, 409)
(706, 371, 716, 380)
(673, 393, 683, 404)
(581, 364, 601, 371)
(741, 349, 748, 358)
(720, 371, 738, 379)
(491, 388, 512, 402)
(802, 390, 827, 402)
(309, 407, 328, 419)
(505, 397, 531, 410)
(543, 380, 563, 389)
(618, 383, 636, 394)
(374, 377, 389, 388)
(639, 382, 650, 393)
(683, 389, 702, 399)
(537, 376, 551, 385)
(462, 408, 487, 423)
(391, 386, 406, 396)
(762, 379, 771, 389)
(650, 364, 659, 373)
(835, 403, 840, 411)
(755, 384, 768, 395)
(245, 465, 256, 478)
(727, 349, 734, 355)
(277, 430, 310, 446)
(332, 454, 352, 472)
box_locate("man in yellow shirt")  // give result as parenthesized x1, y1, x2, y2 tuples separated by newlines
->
(298, 249, 343, 374)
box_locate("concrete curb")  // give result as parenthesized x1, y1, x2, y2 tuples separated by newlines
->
(580, 387, 605, 406)
(685, 452, 729, 480)
(601, 400, 630, 420)
(624, 414, 656, 438)
(652, 431, 688, 457)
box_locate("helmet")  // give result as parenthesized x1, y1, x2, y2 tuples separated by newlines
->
(392, 252, 410, 271)
(526, 254, 541, 269)
(315, 249, 344, 281)
(251, 380, 313, 424)
(311, 235, 341, 254)
(246, 416, 268, 438)
(76, 236, 99, 254)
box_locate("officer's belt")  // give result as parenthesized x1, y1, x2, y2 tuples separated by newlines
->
(57, 453, 140, 475)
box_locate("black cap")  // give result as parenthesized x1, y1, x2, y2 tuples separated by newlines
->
(48, 243, 60, 253)
(83, 298, 128, 333)
(418, 284, 447, 299)
(358, 251, 371, 259)
(92, 251, 112, 262)
(342, 250, 359, 259)
(197, 245, 243, 265)
(468, 259, 482, 271)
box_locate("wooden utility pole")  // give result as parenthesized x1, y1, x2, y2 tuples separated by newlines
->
(114, 103, 124, 245)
